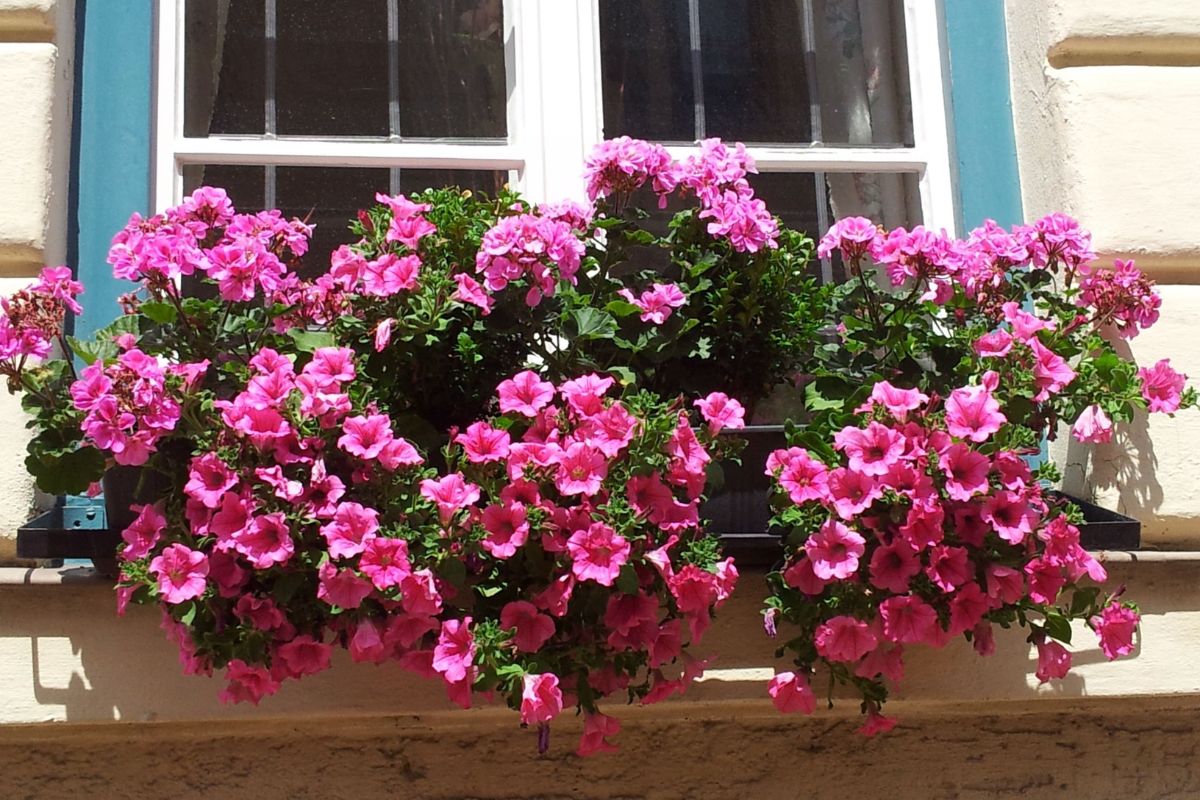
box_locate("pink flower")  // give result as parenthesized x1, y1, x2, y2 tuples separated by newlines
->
(826, 468, 882, 520)
(879, 595, 941, 644)
(986, 564, 1025, 604)
(1035, 637, 1072, 683)
(121, 503, 166, 561)
(432, 617, 475, 684)
(945, 373, 1006, 443)
(768, 671, 816, 714)
(567, 522, 630, 586)
(233, 512, 294, 568)
(452, 272, 493, 315)
(338, 414, 394, 459)
(378, 437, 424, 471)
(1002, 301, 1056, 341)
(857, 381, 929, 421)
(373, 318, 394, 352)
(219, 659, 280, 705)
(1090, 604, 1139, 660)
(320, 502, 380, 559)
(184, 454, 239, 510)
(817, 216, 880, 260)
(834, 422, 905, 477)
(480, 502, 530, 558)
(400, 569, 443, 616)
(362, 253, 420, 297)
(497, 370, 556, 417)
(454, 421, 511, 464)
(520, 673, 563, 726)
(974, 329, 1014, 358)
(694, 391, 746, 435)
(804, 520, 866, 581)
(618, 282, 687, 324)
(149, 544, 209, 604)
(577, 711, 621, 756)
(857, 709, 898, 737)
(274, 635, 333, 680)
(1029, 339, 1076, 400)
(501, 600, 556, 653)
(1139, 358, 1187, 413)
(316, 561, 373, 609)
(869, 541, 921, 593)
(771, 448, 829, 505)
(814, 616, 878, 662)
(940, 443, 991, 501)
(555, 442, 608, 496)
(1072, 404, 1114, 443)
(420, 473, 481, 524)
(982, 490, 1039, 544)
(925, 545, 972, 592)
(358, 537, 411, 590)
(578, 402, 639, 456)
(559, 373, 614, 417)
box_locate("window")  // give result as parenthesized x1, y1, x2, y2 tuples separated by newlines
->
(153, 0, 954, 274)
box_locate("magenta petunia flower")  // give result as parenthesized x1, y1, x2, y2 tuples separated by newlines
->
(944, 374, 1006, 442)
(1090, 604, 1139, 660)
(496, 370, 556, 417)
(693, 391, 746, 435)
(480, 502, 530, 559)
(1072, 404, 1113, 443)
(804, 520, 866, 581)
(834, 422, 905, 477)
(432, 617, 476, 684)
(567, 522, 630, 586)
(519, 673, 564, 726)
(501, 600, 556, 653)
(149, 543, 209, 604)
(767, 671, 816, 714)
(813, 616, 878, 663)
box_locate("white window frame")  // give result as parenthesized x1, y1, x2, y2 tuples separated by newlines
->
(152, 0, 956, 234)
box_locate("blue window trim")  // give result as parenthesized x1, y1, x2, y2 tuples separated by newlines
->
(943, 0, 1025, 231)
(72, 0, 153, 343)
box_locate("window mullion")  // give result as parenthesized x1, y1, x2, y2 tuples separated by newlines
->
(905, 0, 957, 234)
(152, 0, 183, 214)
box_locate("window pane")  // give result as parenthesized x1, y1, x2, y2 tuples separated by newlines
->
(396, 1, 508, 138)
(600, 0, 914, 146)
(182, 0, 508, 139)
(275, 1, 390, 136)
(182, 166, 509, 277)
(184, 1, 265, 136)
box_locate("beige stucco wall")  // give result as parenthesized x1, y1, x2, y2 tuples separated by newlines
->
(1006, 0, 1200, 547)
(0, 0, 72, 560)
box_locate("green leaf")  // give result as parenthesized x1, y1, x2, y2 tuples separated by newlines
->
(615, 564, 639, 595)
(1043, 611, 1073, 644)
(288, 329, 337, 353)
(272, 571, 307, 604)
(139, 301, 178, 325)
(178, 602, 197, 626)
(568, 308, 618, 340)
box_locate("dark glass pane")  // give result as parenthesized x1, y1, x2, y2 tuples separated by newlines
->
(394, 169, 509, 196)
(275, 1, 390, 136)
(395, 0, 508, 138)
(600, 1, 694, 141)
(181, 164, 265, 211)
(600, 0, 913, 146)
(184, 1, 266, 136)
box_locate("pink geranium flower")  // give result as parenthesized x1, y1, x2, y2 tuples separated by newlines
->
(497, 370, 556, 417)
(694, 391, 746, 435)
(768, 671, 816, 714)
(1090, 604, 1139, 660)
(520, 673, 564, 726)
(804, 520, 866, 580)
(1138, 358, 1187, 413)
(813, 616, 878, 663)
(1029, 338, 1076, 400)
(149, 544, 209, 604)
(501, 600, 556, 652)
(432, 617, 475, 683)
(567, 522, 630, 586)
(618, 282, 687, 324)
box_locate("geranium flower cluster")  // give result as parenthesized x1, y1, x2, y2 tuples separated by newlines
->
(109, 355, 738, 757)
(70, 347, 186, 466)
(475, 213, 586, 307)
(583, 136, 779, 253)
(0, 266, 83, 384)
(109, 186, 311, 303)
(764, 381, 1139, 733)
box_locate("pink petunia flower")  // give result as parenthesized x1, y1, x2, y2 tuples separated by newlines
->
(567, 522, 630, 586)
(804, 520, 866, 580)
(694, 391, 746, 435)
(1034, 637, 1072, 683)
(856, 380, 929, 421)
(121, 502, 166, 561)
(939, 443, 991, 501)
(149, 543, 209, 604)
(879, 595, 941, 644)
(520, 673, 564, 726)
(1090, 604, 1139, 660)
(316, 561, 373, 609)
(497, 370, 556, 417)
(454, 421, 511, 463)
(834, 422, 905, 477)
(555, 442, 608, 496)
(184, 452, 239, 509)
(1072, 404, 1114, 443)
(419, 473, 481, 524)
(576, 711, 621, 756)
(813, 616, 878, 663)
(219, 659, 280, 705)
(432, 617, 476, 684)
(559, 373, 615, 417)
(826, 468, 882, 520)
(233, 512, 294, 568)
(480, 502, 530, 558)
(319, 501, 380, 559)
(358, 537, 411, 590)
(501, 600, 556, 653)
(869, 541, 921, 593)
(944, 373, 1006, 442)
(768, 671, 816, 714)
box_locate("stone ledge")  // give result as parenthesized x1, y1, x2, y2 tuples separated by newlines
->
(1049, 35, 1200, 68)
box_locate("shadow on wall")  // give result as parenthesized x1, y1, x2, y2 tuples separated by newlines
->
(1062, 409, 1163, 522)
(0, 566, 1162, 726)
